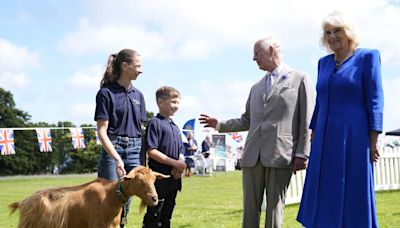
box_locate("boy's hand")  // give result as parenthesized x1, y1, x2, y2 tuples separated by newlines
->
(171, 168, 182, 179)
(175, 160, 187, 173)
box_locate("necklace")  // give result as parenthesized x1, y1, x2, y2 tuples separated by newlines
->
(335, 50, 355, 69)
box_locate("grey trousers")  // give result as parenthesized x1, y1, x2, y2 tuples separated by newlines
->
(242, 160, 292, 228)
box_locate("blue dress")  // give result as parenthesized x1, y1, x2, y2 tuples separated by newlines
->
(297, 49, 383, 228)
(184, 139, 197, 168)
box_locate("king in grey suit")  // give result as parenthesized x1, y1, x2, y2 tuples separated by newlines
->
(199, 37, 314, 228)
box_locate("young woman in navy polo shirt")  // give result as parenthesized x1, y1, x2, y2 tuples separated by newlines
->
(94, 49, 147, 227)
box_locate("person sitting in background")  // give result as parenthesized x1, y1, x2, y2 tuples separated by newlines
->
(201, 135, 213, 158)
(184, 131, 197, 177)
(235, 146, 243, 170)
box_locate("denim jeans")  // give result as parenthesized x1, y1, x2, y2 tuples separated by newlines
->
(98, 136, 141, 227)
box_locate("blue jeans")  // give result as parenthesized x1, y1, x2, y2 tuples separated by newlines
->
(98, 136, 141, 227)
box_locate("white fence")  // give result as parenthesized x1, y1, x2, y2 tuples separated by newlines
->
(284, 146, 400, 205)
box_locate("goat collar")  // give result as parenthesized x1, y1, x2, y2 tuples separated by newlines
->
(116, 178, 129, 203)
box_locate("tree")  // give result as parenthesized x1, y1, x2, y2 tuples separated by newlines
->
(61, 124, 101, 173)
(0, 87, 30, 128)
(147, 111, 154, 120)
(0, 88, 49, 175)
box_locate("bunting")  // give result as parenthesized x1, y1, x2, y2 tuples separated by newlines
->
(0, 127, 99, 154)
(36, 128, 53, 152)
(229, 132, 243, 143)
(69, 128, 86, 149)
(0, 129, 16, 155)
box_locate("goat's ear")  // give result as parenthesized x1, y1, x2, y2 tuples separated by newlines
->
(124, 170, 137, 180)
(122, 176, 134, 180)
(152, 171, 170, 180)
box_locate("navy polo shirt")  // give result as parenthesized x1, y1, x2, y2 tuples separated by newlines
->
(145, 114, 185, 174)
(94, 83, 147, 138)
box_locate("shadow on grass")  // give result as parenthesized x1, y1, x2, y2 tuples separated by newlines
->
(223, 209, 242, 216)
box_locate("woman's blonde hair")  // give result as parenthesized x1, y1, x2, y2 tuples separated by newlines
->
(320, 11, 359, 52)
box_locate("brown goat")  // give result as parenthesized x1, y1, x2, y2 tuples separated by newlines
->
(9, 166, 169, 228)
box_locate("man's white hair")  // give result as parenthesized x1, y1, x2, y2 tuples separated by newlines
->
(258, 36, 282, 56)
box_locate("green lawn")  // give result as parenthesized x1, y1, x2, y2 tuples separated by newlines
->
(1, 171, 399, 227)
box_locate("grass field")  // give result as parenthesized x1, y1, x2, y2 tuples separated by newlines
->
(1, 171, 399, 228)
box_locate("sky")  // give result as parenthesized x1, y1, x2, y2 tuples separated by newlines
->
(1, 0, 400, 145)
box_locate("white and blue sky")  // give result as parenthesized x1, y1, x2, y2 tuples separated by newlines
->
(1, 0, 400, 143)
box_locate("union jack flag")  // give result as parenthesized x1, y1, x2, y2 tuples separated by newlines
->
(36, 128, 53, 152)
(229, 132, 243, 143)
(0, 129, 16, 155)
(70, 128, 85, 149)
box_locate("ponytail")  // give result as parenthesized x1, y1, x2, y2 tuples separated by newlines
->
(100, 49, 139, 87)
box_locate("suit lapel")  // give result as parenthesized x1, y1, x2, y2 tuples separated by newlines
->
(258, 75, 268, 104)
(266, 65, 291, 102)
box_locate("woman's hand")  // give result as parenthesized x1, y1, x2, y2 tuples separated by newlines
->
(370, 146, 380, 163)
(115, 159, 126, 177)
(369, 131, 380, 163)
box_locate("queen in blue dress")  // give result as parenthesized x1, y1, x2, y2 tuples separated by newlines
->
(297, 12, 383, 228)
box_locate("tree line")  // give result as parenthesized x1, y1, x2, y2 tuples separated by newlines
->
(0, 87, 153, 176)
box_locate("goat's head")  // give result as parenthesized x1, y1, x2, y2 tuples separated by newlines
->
(122, 166, 169, 210)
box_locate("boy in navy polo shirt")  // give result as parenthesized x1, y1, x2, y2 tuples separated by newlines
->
(142, 86, 186, 228)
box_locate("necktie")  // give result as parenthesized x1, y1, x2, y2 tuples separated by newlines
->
(265, 73, 273, 97)
(270, 72, 275, 86)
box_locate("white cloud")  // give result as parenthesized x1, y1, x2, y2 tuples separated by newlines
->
(180, 95, 201, 111)
(5, 0, 400, 134)
(0, 72, 30, 89)
(359, 3, 400, 65)
(60, 0, 400, 66)
(69, 64, 103, 89)
(175, 40, 213, 60)
(0, 38, 38, 71)
(59, 18, 213, 61)
(0, 38, 38, 90)
(192, 79, 253, 118)
(69, 102, 96, 120)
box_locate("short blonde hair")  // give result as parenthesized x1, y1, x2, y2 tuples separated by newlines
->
(320, 11, 359, 52)
(156, 86, 181, 101)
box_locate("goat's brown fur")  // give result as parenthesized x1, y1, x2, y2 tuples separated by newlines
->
(9, 166, 169, 228)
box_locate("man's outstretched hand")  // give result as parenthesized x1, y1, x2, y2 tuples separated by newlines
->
(199, 114, 218, 129)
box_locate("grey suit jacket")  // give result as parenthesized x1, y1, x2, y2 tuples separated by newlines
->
(219, 65, 315, 168)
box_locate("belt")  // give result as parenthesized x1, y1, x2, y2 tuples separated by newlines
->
(109, 135, 140, 141)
